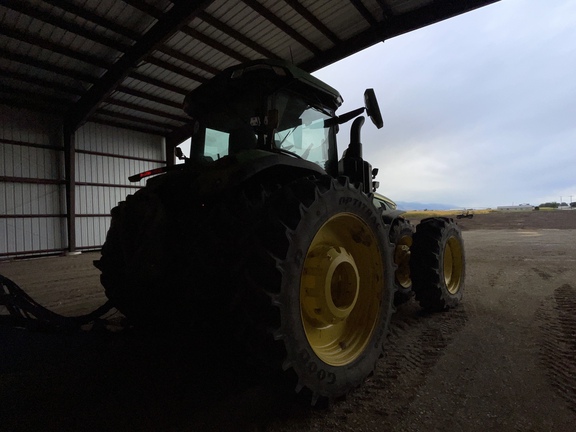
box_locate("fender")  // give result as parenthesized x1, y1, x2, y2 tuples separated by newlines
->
(381, 209, 407, 225)
(142, 150, 326, 197)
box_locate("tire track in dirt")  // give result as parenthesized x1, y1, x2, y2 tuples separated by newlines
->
(537, 284, 576, 414)
(376, 303, 468, 421)
(297, 301, 470, 431)
(532, 267, 553, 281)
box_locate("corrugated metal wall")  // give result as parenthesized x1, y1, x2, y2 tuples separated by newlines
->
(74, 123, 165, 250)
(1, 107, 166, 259)
(0, 106, 66, 257)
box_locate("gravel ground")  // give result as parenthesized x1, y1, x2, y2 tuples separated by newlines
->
(1, 210, 575, 432)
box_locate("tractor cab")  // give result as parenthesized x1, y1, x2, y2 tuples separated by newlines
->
(183, 59, 343, 174)
(182, 59, 383, 190)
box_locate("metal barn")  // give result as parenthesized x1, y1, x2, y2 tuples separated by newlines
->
(0, 0, 497, 259)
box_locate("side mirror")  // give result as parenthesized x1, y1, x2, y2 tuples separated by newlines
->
(364, 89, 383, 129)
(325, 89, 384, 129)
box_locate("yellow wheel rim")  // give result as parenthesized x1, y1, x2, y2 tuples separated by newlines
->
(443, 236, 464, 294)
(394, 235, 412, 289)
(300, 213, 384, 366)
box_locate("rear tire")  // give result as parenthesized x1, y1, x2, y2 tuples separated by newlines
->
(96, 178, 259, 329)
(96, 189, 173, 326)
(410, 217, 465, 311)
(244, 176, 394, 403)
(96, 175, 395, 403)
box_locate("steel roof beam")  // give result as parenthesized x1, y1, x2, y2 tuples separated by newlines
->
(381, 0, 500, 39)
(0, 69, 83, 96)
(0, 53, 182, 111)
(374, 0, 395, 20)
(300, 0, 500, 72)
(104, 98, 190, 123)
(0, 26, 112, 69)
(121, 0, 165, 18)
(1, 85, 73, 107)
(155, 45, 221, 76)
(96, 108, 176, 131)
(180, 26, 250, 63)
(1, 43, 191, 101)
(242, 0, 322, 55)
(3, 0, 129, 51)
(144, 56, 208, 84)
(349, 0, 379, 27)
(129, 72, 189, 96)
(123, 0, 275, 61)
(42, 0, 141, 40)
(283, 0, 341, 45)
(66, 0, 214, 131)
(196, 11, 279, 59)
(89, 117, 165, 136)
(116, 85, 182, 109)
(0, 48, 99, 83)
(5, 0, 218, 82)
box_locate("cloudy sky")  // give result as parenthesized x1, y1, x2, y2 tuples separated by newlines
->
(314, 0, 576, 209)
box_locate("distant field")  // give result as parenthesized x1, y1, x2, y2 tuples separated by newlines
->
(403, 209, 493, 219)
(403, 208, 576, 230)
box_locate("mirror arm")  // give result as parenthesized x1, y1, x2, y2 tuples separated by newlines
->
(325, 107, 365, 127)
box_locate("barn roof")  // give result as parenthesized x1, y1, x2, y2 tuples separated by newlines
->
(0, 0, 498, 143)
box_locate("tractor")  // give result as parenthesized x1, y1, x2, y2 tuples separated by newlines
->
(95, 59, 465, 403)
(457, 209, 474, 219)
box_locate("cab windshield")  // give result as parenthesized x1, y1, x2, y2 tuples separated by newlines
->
(274, 106, 331, 166)
(192, 89, 335, 169)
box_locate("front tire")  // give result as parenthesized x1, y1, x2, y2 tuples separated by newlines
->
(410, 217, 465, 311)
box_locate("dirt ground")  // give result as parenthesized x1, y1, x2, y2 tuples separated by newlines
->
(1, 210, 576, 432)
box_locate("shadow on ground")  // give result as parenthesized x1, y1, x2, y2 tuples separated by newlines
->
(0, 319, 308, 432)
(0, 299, 468, 432)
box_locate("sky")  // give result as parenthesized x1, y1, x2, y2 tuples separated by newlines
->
(313, 0, 576, 209)
(179, 0, 576, 209)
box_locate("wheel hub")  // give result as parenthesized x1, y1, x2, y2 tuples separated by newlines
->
(394, 236, 412, 289)
(299, 213, 384, 367)
(301, 246, 360, 327)
(444, 236, 463, 294)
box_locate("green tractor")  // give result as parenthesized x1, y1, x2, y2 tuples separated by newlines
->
(95, 59, 465, 403)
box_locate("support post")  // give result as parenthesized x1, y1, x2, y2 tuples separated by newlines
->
(63, 125, 77, 254)
(165, 139, 175, 167)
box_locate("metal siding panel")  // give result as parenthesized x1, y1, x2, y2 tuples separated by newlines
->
(0, 107, 66, 256)
(72, 123, 164, 249)
(0, 219, 7, 254)
(0, 106, 59, 146)
(0, 183, 5, 214)
(14, 218, 23, 252)
(12, 183, 23, 214)
(76, 217, 84, 248)
(21, 183, 30, 214)
(5, 218, 15, 253)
